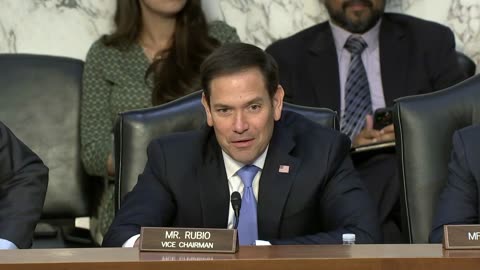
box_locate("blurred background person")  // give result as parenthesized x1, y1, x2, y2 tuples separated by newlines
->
(266, 0, 467, 243)
(80, 0, 239, 244)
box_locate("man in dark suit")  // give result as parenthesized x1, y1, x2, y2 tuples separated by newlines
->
(430, 125, 480, 243)
(266, 0, 466, 242)
(0, 121, 48, 249)
(103, 43, 380, 247)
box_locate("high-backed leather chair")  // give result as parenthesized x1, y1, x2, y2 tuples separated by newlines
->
(457, 51, 476, 78)
(114, 90, 338, 210)
(394, 74, 480, 243)
(0, 54, 94, 247)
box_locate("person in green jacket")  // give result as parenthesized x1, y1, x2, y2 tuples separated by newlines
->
(80, 0, 240, 244)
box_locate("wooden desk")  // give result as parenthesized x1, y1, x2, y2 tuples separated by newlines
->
(1, 244, 480, 270)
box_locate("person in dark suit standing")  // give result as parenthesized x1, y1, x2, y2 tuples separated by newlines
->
(430, 125, 480, 243)
(266, 0, 467, 242)
(102, 43, 381, 247)
(0, 121, 48, 249)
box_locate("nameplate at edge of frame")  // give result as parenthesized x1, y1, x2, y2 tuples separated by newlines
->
(443, 224, 480, 249)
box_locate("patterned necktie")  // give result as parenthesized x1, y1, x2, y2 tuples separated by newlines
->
(237, 165, 260, 246)
(341, 35, 372, 139)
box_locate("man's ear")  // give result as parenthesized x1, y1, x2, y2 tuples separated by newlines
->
(201, 93, 213, 127)
(273, 85, 284, 121)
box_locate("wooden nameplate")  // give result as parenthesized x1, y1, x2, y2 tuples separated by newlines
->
(140, 227, 238, 253)
(443, 224, 480, 249)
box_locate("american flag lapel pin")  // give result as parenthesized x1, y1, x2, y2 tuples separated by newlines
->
(278, 165, 290, 173)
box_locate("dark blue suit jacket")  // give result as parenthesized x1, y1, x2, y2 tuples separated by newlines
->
(430, 125, 480, 243)
(102, 111, 381, 247)
(0, 121, 48, 248)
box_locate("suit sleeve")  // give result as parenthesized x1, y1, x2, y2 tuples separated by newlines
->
(0, 122, 48, 248)
(429, 131, 478, 243)
(428, 27, 468, 90)
(102, 139, 176, 247)
(271, 134, 382, 244)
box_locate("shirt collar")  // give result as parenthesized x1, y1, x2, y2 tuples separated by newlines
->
(329, 19, 382, 54)
(222, 146, 269, 178)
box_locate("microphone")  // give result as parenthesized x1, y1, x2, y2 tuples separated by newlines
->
(230, 191, 242, 229)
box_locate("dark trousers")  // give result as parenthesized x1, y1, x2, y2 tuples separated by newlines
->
(353, 151, 405, 243)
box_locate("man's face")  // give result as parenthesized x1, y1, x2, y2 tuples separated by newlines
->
(324, 0, 385, 33)
(202, 68, 284, 164)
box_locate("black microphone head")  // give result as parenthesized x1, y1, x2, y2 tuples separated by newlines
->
(231, 192, 242, 230)
(230, 191, 242, 211)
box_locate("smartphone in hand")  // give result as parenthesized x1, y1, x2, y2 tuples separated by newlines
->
(373, 107, 393, 130)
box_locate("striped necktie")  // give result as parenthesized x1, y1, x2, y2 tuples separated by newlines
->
(340, 35, 372, 139)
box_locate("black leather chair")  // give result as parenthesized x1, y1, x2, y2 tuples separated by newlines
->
(0, 54, 94, 247)
(114, 90, 338, 210)
(394, 74, 480, 243)
(457, 51, 476, 78)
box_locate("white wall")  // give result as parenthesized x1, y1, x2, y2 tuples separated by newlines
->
(0, 0, 478, 71)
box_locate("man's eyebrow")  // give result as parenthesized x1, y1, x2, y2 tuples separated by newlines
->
(212, 103, 231, 109)
(212, 97, 265, 109)
(246, 97, 264, 105)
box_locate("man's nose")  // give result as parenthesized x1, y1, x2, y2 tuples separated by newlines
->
(233, 112, 248, 133)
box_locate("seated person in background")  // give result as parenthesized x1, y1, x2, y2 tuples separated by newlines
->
(0, 121, 48, 249)
(266, 0, 467, 242)
(102, 43, 381, 247)
(430, 125, 480, 243)
(80, 0, 240, 243)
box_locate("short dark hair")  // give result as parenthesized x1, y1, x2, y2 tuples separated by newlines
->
(200, 43, 279, 104)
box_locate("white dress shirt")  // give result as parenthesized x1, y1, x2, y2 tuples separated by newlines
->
(223, 147, 267, 229)
(0, 238, 17, 249)
(123, 146, 270, 247)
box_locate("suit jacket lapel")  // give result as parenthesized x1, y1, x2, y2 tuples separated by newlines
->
(197, 128, 230, 228)
(379, 18, 409, 106)
(308, 23, 341, 112)
(257, 120, 300, 240)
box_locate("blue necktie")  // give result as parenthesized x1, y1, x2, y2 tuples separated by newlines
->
(341, 35, 372, 139)
(237, 165, 260, 245)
